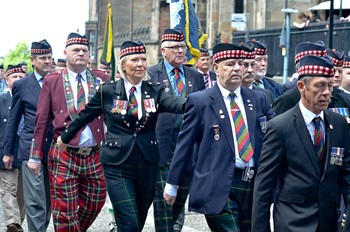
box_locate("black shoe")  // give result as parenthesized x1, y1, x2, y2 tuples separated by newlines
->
(6, 223, 23, 232)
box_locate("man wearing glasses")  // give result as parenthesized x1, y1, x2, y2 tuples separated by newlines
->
(147, 28, 205, 232)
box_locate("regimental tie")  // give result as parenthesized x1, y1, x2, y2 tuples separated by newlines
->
(76, 74, 86, 113)
(203, 73, 209, 89)
(229, 93, 254, 162)
(128, 86, 138, 119)
(313, 116, 324, 160)
(174, 68, 186, 98)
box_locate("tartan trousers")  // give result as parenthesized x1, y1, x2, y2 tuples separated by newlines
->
(48, 146, 106, 232)
(153, 165, 191, 232)
(205, 168, 254, 232)
(103, 144, 158, 232)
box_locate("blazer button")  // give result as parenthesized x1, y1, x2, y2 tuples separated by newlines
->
(134, 134, 137, 137)
(63, 122, 67, 126)
(3, 119, 7, 122)
(97, 129, 100, 132)
(98, 116, 101, 119)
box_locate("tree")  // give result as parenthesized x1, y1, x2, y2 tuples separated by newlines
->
(1, 41, 32, 72)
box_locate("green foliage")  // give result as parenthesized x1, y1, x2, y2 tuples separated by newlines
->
(0, 41, 32, 72)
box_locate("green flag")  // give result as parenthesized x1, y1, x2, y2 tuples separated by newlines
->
(100, 1, 115, 80)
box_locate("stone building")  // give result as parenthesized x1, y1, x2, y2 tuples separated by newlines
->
(86, 0, 321, 68)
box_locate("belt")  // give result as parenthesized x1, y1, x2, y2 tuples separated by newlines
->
(234, 166, 255, 182)
(65, 144, 101, 157)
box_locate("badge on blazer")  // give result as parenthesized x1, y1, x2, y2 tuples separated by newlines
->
(330, 147, 344, 166)
(143, 98, 155, 113)
(163, 79, 170, 93)
(111, 99, 127, 115)
(260, 116, 267, 133)
(213, 124, 220, 140)
(95, 77, 102, 91)
(219, 110, 225, 119)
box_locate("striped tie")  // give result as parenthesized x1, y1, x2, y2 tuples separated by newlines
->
(203, 73, 209, 89)
(174, 68, 186, 98)
(230, 93, 254, 162)
(128, 86, 138, 119)
(313, 117, 324, 160)
(76, 74, 85, 112)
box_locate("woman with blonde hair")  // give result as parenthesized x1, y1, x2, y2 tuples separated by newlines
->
(57, 40, 185, 231)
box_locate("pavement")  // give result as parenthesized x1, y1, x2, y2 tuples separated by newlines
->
(0, 195, 210, 232)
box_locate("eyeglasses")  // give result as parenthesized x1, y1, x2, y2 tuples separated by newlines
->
(163, 45, 187, 52)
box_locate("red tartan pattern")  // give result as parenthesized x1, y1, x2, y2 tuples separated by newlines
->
(254, 47, 268, 55)
(48, 146, 106, 231)
(213, 50, 245, 63)
(31, 48, 52, 55)
(298, 65, 334, 77)
(294, 49, 326, 63)
(161, 34, 184, 43)
(120, 45, 146, 59)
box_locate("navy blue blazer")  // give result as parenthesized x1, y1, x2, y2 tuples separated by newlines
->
(167, 85, 274, 214)
(0, 92, 21, 169)
(262, 77, 283, 100)
(4, 73, 52, 162)
(147, 61, 205, 166)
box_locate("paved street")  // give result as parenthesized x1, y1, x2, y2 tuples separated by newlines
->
(0, 196, 210, 232)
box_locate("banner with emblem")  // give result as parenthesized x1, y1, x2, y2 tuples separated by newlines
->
(170, 0, 208, 65)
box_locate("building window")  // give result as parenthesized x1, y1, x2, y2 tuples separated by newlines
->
(235, 0, 243, 13)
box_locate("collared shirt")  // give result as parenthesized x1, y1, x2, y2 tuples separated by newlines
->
(124, 79, 142, 120)
(197, 70, 212, 88)
(299, 101, 325, 143)
(34, 71, 44, 88)
(217, 83, 254, 168)
(255, 79, 265, 89)
(163, 60, 186, 96)
(67, 68, 96, 147)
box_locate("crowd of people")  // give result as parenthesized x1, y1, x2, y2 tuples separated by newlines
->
(0, 27, 349, 232)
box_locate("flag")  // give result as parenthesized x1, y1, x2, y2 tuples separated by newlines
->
(100, 1, 115, 80)
(170, 0, 208, 65)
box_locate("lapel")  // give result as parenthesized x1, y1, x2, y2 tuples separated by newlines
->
(321, 111, 335, 181)
(27, 73, 41, 101)
(183, 66, 194, 95)
(241, 87, 256, 150)
(4, 92, 11, 109)
(293, 105, 321, 177)
(209, 85, 235, 155)
(158, 61, 176, 95)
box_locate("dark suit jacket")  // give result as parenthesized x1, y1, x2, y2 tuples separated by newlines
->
(262, 77, 283, 100)
(167, 85, 274, 214)
(252, 85, 273, 105)
(252, 105, 350, 232)
(0, 92, 20, 169)
(60, 79, 185, 165)
(147, 61, 205, 166)
(273, 86, 350, 116)
(282, 78, 297, 92)
(4, 73, 52, 161)
(30, 69, 107, 160)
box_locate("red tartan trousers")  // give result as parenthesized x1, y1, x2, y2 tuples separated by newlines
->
(48, 146, 106, 232)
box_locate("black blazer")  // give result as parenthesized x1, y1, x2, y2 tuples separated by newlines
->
(4, 73, 52, 162)
(61, 79, 185, 165)
(0, 92, 21, 169)
(147, 61, 205, 166)
(252, 105, 350, 232)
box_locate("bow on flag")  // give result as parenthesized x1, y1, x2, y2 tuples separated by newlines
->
(100, 1, 116, 80)
(170, 0, 208, 65)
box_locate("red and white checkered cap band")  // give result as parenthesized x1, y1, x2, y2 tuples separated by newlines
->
(6, 68, 24, 77)
(66, 38, 89, 47)
(330, 56, 343, 67)
(294, 50, 327, 63)
(161, 34, 184, 43)
(245, 51, 255, 59)
(31, 48, 52, 55)
(297, 65, 334, 77)
(120, 45, 146, 59)
(213, 50, 245, 63)
(343, 61, 350, 68)
(254, 48, 267, 55)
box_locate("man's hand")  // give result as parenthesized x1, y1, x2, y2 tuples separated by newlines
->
(27, 161, 41, 175)
(56, 136, 67, 150)
(3, 155, 14, 169)
(163, 192, 176, 205)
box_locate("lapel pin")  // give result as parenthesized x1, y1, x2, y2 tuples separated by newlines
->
(247, 99, 251, 103)
(329, 124, 333, 129)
